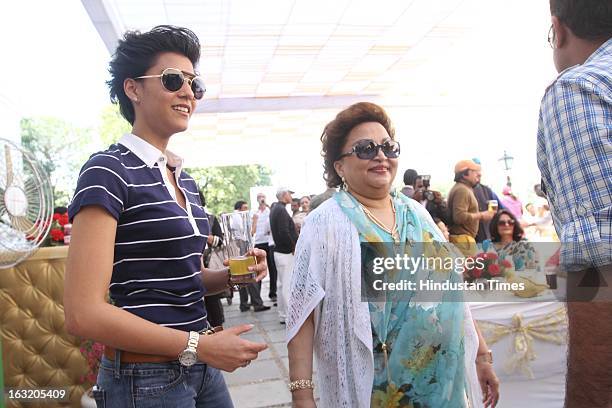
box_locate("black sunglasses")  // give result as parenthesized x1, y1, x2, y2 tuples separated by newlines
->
(498, 219, 515, 227)
(135, 68, 206, 100)
(338, 139, 400, 160)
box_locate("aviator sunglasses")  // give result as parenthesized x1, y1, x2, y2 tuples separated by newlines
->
(497, 219, 515, 227)
(135, 68, 206, 100)
(338, 139, 400, 160)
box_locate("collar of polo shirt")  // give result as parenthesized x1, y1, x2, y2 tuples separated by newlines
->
(118, 133, 184, 169)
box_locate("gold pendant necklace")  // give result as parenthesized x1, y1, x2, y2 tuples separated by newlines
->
(360, 197, 399, 243)
(357, 197, 400, 385)
(381, 342, 393, 385)
(360, 196, 398, 385)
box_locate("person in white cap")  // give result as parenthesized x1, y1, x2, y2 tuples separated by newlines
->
(269, 187, 298, 324)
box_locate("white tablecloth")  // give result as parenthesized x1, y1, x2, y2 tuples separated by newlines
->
(470, 302, 568, 408)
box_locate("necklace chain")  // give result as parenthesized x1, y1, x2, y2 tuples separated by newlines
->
(353, 194, 400, 385)
(360, 196, 400, 242)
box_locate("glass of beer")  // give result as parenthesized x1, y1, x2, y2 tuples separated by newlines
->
(220, 211, 257, 285)
(487, 200, 499, 212)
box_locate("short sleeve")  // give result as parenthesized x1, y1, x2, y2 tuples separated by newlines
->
(68, 153, 129, 222)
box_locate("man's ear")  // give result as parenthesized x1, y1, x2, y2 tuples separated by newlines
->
(124, 78, 140, 103)
(551, 16, 567, 49)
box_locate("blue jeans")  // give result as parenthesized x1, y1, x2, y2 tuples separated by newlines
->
(93, 354, 233, 408)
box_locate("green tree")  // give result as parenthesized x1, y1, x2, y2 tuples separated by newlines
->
(100, 104, 131, 146)
(20, 117, 92, 206)
(185, 165, 272, 215)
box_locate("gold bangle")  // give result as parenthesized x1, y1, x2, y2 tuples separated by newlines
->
(288, 379, 314, 392)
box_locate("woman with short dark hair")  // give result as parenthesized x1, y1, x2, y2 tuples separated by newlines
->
(64, 25, 268, 407)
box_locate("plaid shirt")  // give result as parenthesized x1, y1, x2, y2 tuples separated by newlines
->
(537, 38, 612, 268)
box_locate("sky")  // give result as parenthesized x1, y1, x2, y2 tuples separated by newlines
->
(0, 0, 559, 204)
(0, 0, 111, 130)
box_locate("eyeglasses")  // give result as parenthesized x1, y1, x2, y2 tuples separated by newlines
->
(547, 24, 555, 49)
(135, 68, 206, 100)
(498, 219, 515, 227)
(338, 139, 400, 160)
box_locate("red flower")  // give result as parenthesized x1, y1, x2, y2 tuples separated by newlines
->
(501, 260, 512, 268)
(487, 253, 499, 261)
(472, 268, 483, 279)
(50, 228, 65, 242)
(52, 213, 61, 221)
(58, 213, 69, 226)
(489, 264, 501, 276)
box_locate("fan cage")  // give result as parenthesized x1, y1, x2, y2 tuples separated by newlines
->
(0, 138, 54, 268)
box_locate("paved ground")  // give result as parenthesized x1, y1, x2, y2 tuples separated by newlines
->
(220, 279, 318, 407)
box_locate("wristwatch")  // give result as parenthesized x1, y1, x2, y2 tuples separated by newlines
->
(475, 350, 493, 364)
(178, 331, 200, 366)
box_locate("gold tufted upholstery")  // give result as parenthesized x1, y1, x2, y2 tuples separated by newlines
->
(1, 246, 90, 408)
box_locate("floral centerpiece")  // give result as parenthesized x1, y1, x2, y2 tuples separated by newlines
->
(79, 340, 104, 385)
(464, 252, 512, 283)
(25, 211, 70, 246)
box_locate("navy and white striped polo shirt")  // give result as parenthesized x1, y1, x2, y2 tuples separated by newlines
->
(68, 133, 210, 332)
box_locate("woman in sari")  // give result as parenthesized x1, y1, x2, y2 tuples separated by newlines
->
(489, 209, 537, 271)
(286, 102, 499, 407)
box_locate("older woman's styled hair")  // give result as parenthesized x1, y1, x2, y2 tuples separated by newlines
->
(490, 209, 525, 243)
(107, 25, 201, 125)
(320, 102, 395, 188)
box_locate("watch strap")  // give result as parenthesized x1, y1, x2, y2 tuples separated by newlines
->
(186, 331, 199, 351)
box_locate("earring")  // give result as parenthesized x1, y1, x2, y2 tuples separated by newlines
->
(341, 176, 347, 191)
(134, 97, 139, 102)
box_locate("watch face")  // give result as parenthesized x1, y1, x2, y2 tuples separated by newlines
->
(179, 351, 197, 366)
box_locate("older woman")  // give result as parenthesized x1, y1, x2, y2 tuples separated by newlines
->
(287, 102, 499, 407)
(490, 209, 537, 271)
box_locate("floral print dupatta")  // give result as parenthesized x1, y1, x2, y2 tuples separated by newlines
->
(335, 191, 467, 408)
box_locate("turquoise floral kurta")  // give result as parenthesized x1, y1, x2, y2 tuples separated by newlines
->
(335, 191, 467, 408)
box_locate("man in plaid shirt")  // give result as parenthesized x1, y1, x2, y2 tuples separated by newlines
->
(537, 1, 611, 406)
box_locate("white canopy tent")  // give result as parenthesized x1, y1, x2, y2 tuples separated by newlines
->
(82, 0, 556, 195)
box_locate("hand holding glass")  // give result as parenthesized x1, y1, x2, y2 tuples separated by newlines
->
(220, 212, 257, 285)
(487, 200, 499, 212)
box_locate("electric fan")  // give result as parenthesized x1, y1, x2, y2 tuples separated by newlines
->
(0, 137, 53, 268)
